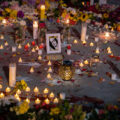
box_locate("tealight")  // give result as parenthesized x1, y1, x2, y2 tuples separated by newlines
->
(16, 89, 21, 95)
(0, 45, 4, 49)
(48, 61, 52, 66)
(5, 87, 11, 93)
(107, 47, 111, 51)
(90, 42, 94, 47)
(53, 97, 59, 104)
(38, 56, 42, 60)
(34, 87, 39, 93)
(74, 40, 78, 44)
(18, 44, 22, 49)
(16, 96, 21, 101)
(44, 98, 50, 104)
(0, 92, 4, 98)
(30, 67, 34, 73)
(79, 62, 84, 67)
(18, 57, 23, 63)
(27, 43, 30, 47)
(35, 98, 41, 104)
(84, 60, 89, 65)
(82, 40, 86, 44)
(66, 19, 69, 24)
(25, 98, 30, 104)
(25, 87, 30, 92)
(43, 88, 49, 94)
(35, 46, 39, 51)
(0, 35, 4, 39)
(95, 48, 100, 54)
(31, 48, 36, 52)
(47, 73, 52, 79)
(105, 32, 110, 38)
(2, 19, 7, 25)
(4, 41, 8, 46)
(48, 67, 52, 73)
(49, 92, 55, 99)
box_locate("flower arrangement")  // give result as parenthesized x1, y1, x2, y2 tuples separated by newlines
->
(15, 80, 27, 91)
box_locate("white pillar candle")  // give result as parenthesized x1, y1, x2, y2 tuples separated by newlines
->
(111, 74, 117, 80)
(9, 63, 16, 87)
(60, 93, 66, 100)
(90, 0, 94, 5)
(67, 49, 71, 55)
(81, 22, 87, 42)
(12, 46, 16, 52)
(38, 49, 42, 55)
(33, 21, 38, 40)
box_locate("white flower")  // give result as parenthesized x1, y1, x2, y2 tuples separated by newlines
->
(20, 20, 26, 26)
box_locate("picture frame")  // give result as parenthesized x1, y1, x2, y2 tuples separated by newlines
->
(46, 33, 61, 54)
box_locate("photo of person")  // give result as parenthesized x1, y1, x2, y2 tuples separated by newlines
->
(49, 36, 58, 51)
(46, 33, 61, 54)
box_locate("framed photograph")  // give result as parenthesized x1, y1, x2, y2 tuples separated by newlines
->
(46, 33, 61, 54)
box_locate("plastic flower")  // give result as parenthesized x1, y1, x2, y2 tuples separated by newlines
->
(5, 8, 11, 13)
(10, 10, 17, 19)
(50, 107, 60, 115)
(79, 13, 89, 22)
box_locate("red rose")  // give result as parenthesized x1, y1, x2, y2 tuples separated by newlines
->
(39, 44, 44, 49)
(67, 45, 71, 49)
(39, 23, 46, 28)
(24, 45, 28, 49)
(56, 18, 60, 23)
(32, 41, 35, 46)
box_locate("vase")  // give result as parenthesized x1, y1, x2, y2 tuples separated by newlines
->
(59, 61, 75, 81)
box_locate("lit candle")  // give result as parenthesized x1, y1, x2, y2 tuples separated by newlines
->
(33, 21, 38, 40)
(43, 88, 49, 94)
(31, 48, 36, 52)
(18, 57, 23, 63)
(90, 42, 94, 47)
(60, 93, 66, 100)
(49, 92, 55, 99)
(4, 41, 8, 46)
(18, 44, 22, 49)
(79, 62, 84, 67)
(25, 87, 30, 92)
(14, 94, 21, 101)
(47, 73, 52, 79)
(105, 32, 110, 38)
(38, 56, 42, 60)
(27, 43, 30, 47)
(30, 67, 34, 73)
(9, 63, 16, 87)
(82, 40, 87, 44)
(48, 67, 52, 73)
(12, 46, 16, 52)
(0, 45, 4, 49)
(35, 98, 41, 104)
(95, 47, 100, 54)
(81, 22, 87, 41)
(25, 98, 30, 104)
(48, 61, 52, 66)
(44, 98, 50, 104)
(0, 92, 5, 98)
(35, 46, 39, 51)
(16, 89, 21, 95)
(40, 5, 45, 21)
(34, 87, 39, 93)
(0, 35, 4, 39)
(53, 97, 59, 104)
(84, 60, 89, 65)
(74, 40, 78, 44)
(2, 19, 7, 25)
(5, 87, 11, 93)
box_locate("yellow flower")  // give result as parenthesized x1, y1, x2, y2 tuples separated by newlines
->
(45, 0, 50, 10)
(5, 8, 11, 13)
(103, 13, 109, 19)
(50, 107, 60, 115)
(0, 17, 4, 21)
(79, 13, 89, 22)
(10, 10, 17, 19)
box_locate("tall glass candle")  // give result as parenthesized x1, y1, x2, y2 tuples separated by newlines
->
(33, 21, 38, 40)
(81, 22, 87, 42)
(9, 63, 16, 87)
(40, 5, 45, 21)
